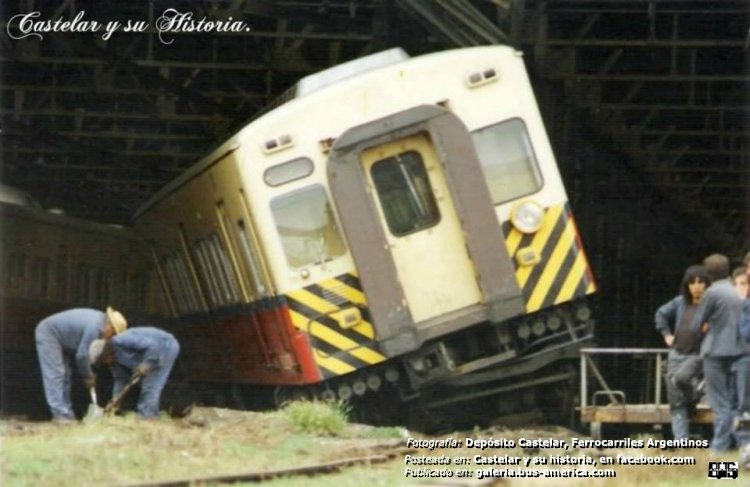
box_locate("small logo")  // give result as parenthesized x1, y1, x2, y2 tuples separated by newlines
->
(708, 461, 739, 480)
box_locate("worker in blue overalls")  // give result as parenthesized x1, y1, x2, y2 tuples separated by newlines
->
(35, 307, 128, 422)
(90, 326, 180, 418)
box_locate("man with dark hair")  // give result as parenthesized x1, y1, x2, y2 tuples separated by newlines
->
(692, 253, 744, 452)
(655, 265, 709, 440)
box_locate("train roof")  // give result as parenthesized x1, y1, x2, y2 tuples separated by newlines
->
(296, 47, 408, 97)
(1, 200, 139, 239)
(134, 48, 413, 219)
(0, 184, 42, 209)
(133, 45, 513, 220)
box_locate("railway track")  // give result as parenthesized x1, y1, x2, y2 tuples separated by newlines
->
(121, 442, 413, 486)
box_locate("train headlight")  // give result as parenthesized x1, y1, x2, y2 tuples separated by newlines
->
(510, 200, 545, 234)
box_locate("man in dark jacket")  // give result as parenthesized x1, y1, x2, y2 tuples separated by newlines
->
(91, 326, 180, 418)
(655, 265, 709, 440)
(35, 307, 127, 421)
(691, 254, 744, 452)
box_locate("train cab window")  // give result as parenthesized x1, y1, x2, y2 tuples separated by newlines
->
(471, 118, 543, 205)
(264, 157, 314, 187)
(270, 185, 346, 269)
(370, 151, 440, 236)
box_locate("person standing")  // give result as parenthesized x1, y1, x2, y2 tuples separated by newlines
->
(731, 266, 750, 453)
(90, 326, 179, 418)
(655, 265, 709, 440)
(691, 254, 744, 452)
(35, 306, 127, 421)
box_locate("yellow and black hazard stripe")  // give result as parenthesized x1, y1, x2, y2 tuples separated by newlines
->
(285, 273, 386, 379)
(502, 202, 596, 313)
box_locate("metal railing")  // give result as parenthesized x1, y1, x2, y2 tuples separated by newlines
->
(580, 347, 670, 410)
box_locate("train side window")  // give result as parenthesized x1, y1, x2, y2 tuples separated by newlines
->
(5, 252, 26, 294)
(193, 239, 222, 306)
(31, 257, 50, 298)
(163, 255, 187, 314)
(129, 273, 148, 309)
(55, 256, 68, 301)
(264, 157, 314, 187)
(270, 185, 346, 269)
(370, 151, 440, 236)
(95, 268, 112, 304)
(174, 255, 200, 312)
(471, 118, 543, 205)
(164, 253, 201, 314)
(207, 233, 241, 304)
(236, 219, 268, 297)
(74, 264, 92, 303)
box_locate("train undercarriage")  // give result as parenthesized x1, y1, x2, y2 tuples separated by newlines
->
(184, 301, 594, 431)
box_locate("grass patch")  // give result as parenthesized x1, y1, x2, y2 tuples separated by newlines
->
(361, 426, 406, 439)
(281, 400, 350, 436)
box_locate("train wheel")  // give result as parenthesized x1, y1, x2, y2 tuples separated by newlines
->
(273, 386, 312, 407)
(273, 386, 292, 408)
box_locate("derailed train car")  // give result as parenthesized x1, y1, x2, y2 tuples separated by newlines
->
(133, 46, 596, 418)
(0, 187, 163, 417)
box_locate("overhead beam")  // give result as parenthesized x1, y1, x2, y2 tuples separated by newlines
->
(0, 108, 227, 122)
(604, 104, 750, 112)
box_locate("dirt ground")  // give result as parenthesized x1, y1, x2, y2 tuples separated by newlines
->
(1, 407, 746, 486)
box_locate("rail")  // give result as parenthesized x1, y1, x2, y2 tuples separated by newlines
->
(121, 442, 412, 486)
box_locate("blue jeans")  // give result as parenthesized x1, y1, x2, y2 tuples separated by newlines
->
(704, 356, 738, 452)
(666, 350, 701, 440)
(732, 355, 750, 448)
(35, 323, 75, 420)
(137, 339, 180, 418)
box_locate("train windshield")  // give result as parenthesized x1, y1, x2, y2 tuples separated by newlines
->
(370, 150, 440, 236)
(471, 118, 543, 205)
(271, 185, 346, 269)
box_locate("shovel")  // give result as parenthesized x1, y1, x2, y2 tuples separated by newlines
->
(104, 375, 142, 415)
(84, 387, 104, 422)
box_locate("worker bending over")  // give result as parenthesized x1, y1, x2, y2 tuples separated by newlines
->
(90, 326, 179, 418)
(35, 307, 127, 422)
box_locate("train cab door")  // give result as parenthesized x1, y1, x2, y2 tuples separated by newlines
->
(359, 132, 482, 323)
(328, 105, 524, 357)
